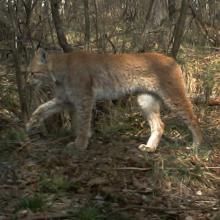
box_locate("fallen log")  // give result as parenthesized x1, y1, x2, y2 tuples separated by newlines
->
(193, 96, 220, 106)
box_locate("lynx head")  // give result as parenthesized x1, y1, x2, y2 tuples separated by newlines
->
(27, 48, 50, 89)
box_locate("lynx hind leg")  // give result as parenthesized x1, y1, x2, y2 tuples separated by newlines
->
(175, 100, 202, 148)
(137, 94, 164, 152)
(161, 93, 203, 148)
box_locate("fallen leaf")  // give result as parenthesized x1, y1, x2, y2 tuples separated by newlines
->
(87, 177, 107, 186)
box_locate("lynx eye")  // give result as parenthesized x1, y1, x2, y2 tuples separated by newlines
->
(28, 71, 34, 76)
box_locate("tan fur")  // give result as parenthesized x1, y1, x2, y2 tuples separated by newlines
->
(26, 48, 203, 152)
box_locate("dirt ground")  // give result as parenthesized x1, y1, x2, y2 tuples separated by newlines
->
(0, 104, 219, 220)
(0, 51, 220, 220)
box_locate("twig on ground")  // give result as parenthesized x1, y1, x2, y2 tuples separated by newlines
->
(110, 205, 217, 215)
(205, 167, 220, 169)
(0, 184, 17, 189)
(114, 167, 151, 171)
(18, 213, 74, 220)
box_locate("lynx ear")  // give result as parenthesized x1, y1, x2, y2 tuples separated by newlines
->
(36, 48, 47, 64)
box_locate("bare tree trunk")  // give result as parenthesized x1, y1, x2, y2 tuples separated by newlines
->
(22, 0, 38, 52)
(171, 0, 188, 59)
(50, 0, 72, 52)
(12, 47, 29, 121)
(193, 96, 220, 106)
(189, 3, 217, 46)
(45, 0, 56, 48)
(83, 0, 90, 51)
(93, 0, 99, 49)
(145, 0, 155, 22)
(138, 0, 154, 52)
(168, 0, 176, 21)
(140, 0, 168, 52)
(8, 0, 28, 121)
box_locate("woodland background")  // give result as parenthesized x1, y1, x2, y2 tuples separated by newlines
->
(0, 0, 220, 220)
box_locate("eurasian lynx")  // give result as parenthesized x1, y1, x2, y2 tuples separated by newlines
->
(26, 48, 202, 152)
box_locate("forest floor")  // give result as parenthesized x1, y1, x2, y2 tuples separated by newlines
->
(0, 49, 220, 220)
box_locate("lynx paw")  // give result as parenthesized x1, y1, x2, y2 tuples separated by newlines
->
(138, 144, 157, 153)
(26, 119, 41, 136)
(65, 141, 88, 157)
(66, 141, 88, 151)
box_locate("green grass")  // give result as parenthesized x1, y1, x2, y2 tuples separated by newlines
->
(18, 194, 45, 212)
(95, 101, 142, 139)
(0, 127, 27, 160)
(0, 128, 27, 146)
(74, 206, 105, 220)
(38, 174, 77, 194)
(72, 203, 132, 220)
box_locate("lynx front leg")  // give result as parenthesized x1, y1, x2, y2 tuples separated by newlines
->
(137, 94, 164, 152)
(68, 98, 94, 150)
(26, 98, 63, 135)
